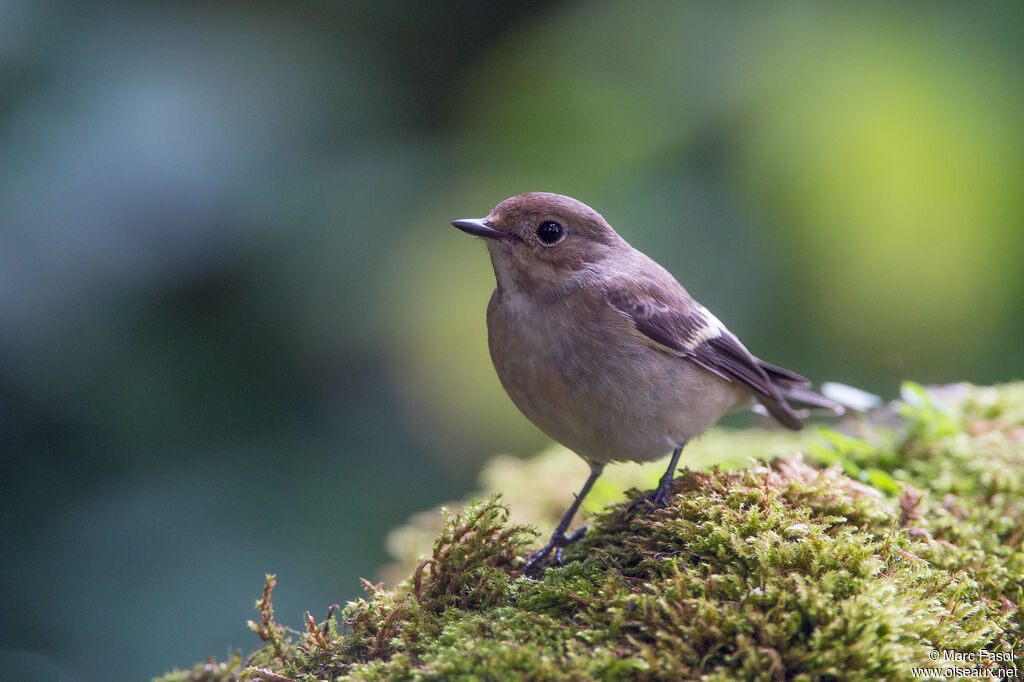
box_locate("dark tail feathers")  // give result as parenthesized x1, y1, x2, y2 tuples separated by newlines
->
(754, 360, 845, 429)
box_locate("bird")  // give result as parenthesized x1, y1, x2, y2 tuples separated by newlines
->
(451, 192, 841, 576)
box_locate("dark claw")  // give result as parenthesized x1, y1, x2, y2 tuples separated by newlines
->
(565, 525, 587, 543)
(523, 525, 589, 578)
(629, 476, 676, 515)
(523, 543, 554, 578)
(645, 482, 674, 509)
(627, 446, 686, 515)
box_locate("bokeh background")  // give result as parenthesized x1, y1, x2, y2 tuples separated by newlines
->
(1, 1, 1022, 680)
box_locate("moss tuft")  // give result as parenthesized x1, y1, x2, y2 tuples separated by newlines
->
(157, 382, 1024, 681)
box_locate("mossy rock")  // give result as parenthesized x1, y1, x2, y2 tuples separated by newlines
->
(158, 382, 1024, 681)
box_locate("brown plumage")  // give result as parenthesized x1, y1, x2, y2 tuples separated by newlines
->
(451, 192, 840, 576)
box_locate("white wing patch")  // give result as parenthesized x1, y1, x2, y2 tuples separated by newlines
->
(688, 306, 727, 347)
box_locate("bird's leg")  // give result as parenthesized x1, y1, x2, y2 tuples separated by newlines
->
(523, 462, 604, 578)
(644, 444, 686, 509)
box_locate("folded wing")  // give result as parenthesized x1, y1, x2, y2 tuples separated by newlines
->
(605, 284, 806, 430)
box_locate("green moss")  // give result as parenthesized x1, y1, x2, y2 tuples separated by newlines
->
(156, 382, 1024, 681)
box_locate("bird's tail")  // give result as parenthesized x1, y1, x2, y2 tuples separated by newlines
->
(778, 385, 846, 417)
(758, 360, 846, 419)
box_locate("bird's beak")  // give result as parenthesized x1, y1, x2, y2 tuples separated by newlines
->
(451, 218, 508, 240)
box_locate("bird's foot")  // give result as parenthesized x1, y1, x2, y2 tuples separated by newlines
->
(630, 476, 677, 514)
(646, 480, 674, 508)
(523, 525, 587, 578)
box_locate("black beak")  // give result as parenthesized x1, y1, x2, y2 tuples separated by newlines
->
(451, 218, 509, 240)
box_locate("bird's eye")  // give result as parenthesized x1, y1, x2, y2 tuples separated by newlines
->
(536, 220, 564, 244)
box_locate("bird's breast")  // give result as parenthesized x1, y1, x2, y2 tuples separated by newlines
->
(485, 287, 743, 465)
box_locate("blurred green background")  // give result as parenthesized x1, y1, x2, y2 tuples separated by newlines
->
(1, 1, 1022, 680)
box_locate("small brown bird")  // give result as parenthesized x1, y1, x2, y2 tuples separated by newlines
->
(452, 192, 840, 576)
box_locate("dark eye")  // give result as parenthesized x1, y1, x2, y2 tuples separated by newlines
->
(536, 220, 564, 244)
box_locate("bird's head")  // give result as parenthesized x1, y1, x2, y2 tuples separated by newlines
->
(451, 192, 625, 292)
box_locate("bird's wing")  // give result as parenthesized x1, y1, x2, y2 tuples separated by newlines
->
(604, 283, 804, 430)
